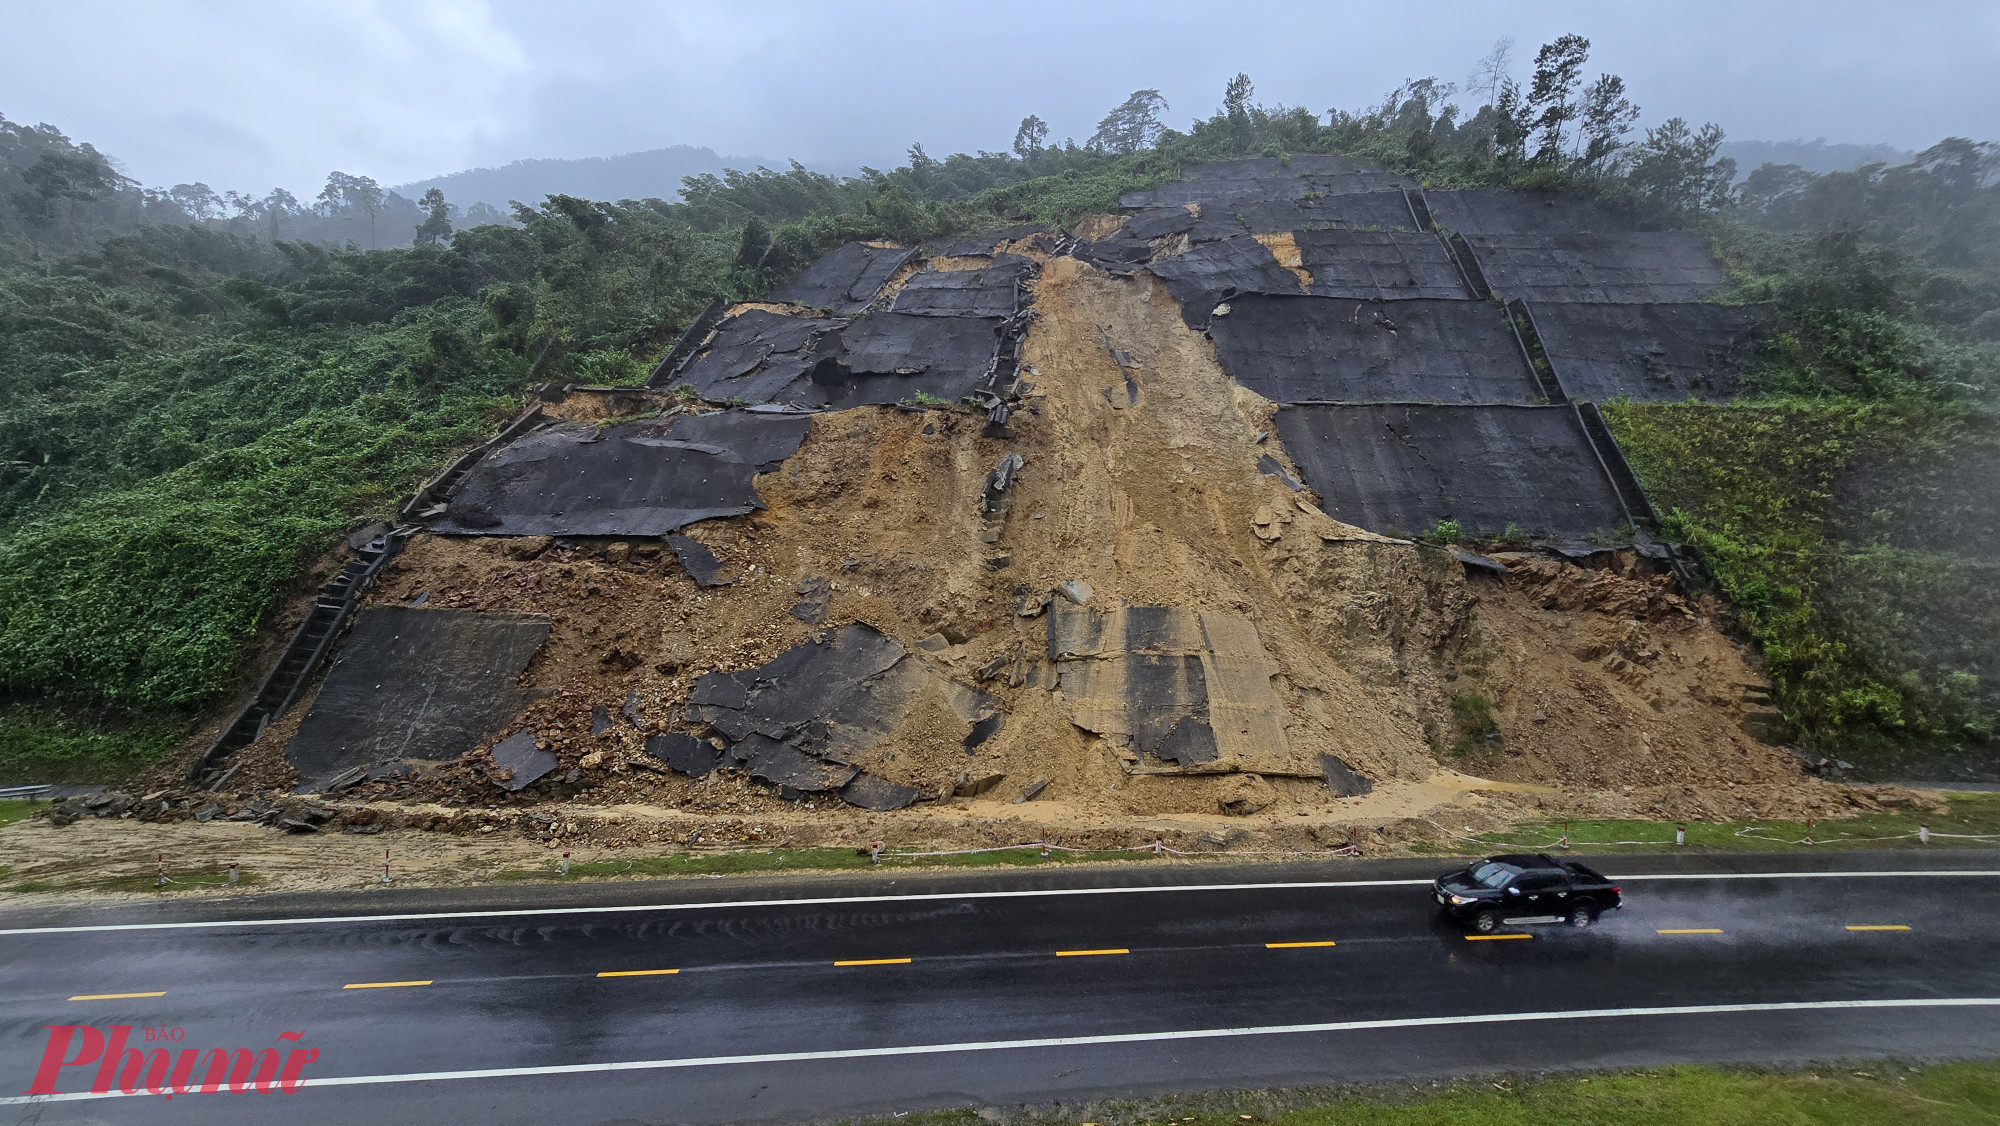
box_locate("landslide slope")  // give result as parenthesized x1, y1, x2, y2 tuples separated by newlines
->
(170, 164, 1885, 853)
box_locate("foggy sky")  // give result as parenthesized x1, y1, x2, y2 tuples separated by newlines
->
(4, 0, 1996, 198)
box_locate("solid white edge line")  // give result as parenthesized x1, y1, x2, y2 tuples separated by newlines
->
(5, 997, 1997, 1105)
(4, 870, 1997, 937)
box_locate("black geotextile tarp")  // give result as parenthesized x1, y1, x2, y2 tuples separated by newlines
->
(286, 607, 549, 790)
(1294, 229, 1471, 301)
(683, 622, 971, 806)
(1097, 192, 1427, 254)
(1466, 232, 1726, 303)
(1118, 156, 1414, 209)
(672, 308, 844, 402)
(1208, 191, 1423, 238)
(823, 311, 1005, 404)
(1145, 237, 1304, 324)
(1146, 231, 1472, 326)
(1208, 296, 1542, 404)
(768, 242, 918, 312)
(1272, 403, 1630, 539)
(1426, 188, 1630, 236)
(889, 256, 1029, 317)
(937, 225, 1051, 257)
(1532, 301, 1774, 402)
(431, 410, 812, 537)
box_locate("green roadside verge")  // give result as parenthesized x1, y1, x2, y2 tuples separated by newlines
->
(837, 1061, 2000, 1126)
(1429, 791, 2000, 856)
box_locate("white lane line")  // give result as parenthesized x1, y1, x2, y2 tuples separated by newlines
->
(6, 997, 1996, 1105)
(3, 870, 1995, 937)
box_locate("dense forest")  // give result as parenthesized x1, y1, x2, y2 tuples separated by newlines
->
(0, 37, 1995, 780)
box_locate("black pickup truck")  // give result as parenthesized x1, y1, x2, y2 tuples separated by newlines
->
(1432, 854, 1623, 933)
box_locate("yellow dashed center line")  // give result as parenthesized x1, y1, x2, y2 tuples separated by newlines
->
(1846, 925, 1912, 932)
(1266, 941, 1338, 949)
(1465, 934, 1533, 942)
(342, 980, 433, 990)
(1056, 948, 1129, 957)
(833, 958, 912, 967)
(1657, 928, 1725, 935)
(68, 992, 166, 1001)
(597, 968, 680, 978)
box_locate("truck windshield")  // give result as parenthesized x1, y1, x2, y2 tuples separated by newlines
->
(1468, 861, 1521, 888)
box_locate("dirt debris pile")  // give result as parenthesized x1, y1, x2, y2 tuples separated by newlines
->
(139, 165, 1885, 857)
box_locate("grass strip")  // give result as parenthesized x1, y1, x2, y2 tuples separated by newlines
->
(829, 1060, 2000, 1126)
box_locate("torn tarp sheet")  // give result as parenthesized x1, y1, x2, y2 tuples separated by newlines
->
(1208, 296, 1541, 404)
(1146, 231, 1471, 326)
(1047, 605, 1291, 772)
(768, 242, 917, 313)
(671, 308, 844, 403)
(1466, 232, 1726, 303)
(1425, 189, 1630, 236)
(1119, 156, 1414, 209)
(1532, 301, 1773, 402)
(817, 312, 1005, 406)
(1145, 237, 1303, 324)
(1272, 403, 1630, 539)
(686, 623, 988, 792)
(938, 225, 1050, 257)
(1082, 193, 1426, 272)
(666, 534, 733, 587)
(432, 410, 811, 537)
(841, 772, 923, 811)
(286, 608, 548, 791)
(1293, 229, 1472, 300)
(643, 733, 724, 776)
(490, 732, 557, 791)
(890, 256, 1028, 317)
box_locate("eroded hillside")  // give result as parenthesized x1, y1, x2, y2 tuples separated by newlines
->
(70, 159, 1928, 858)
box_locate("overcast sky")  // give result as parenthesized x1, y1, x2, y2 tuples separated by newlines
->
(4, 0, 1996, 197)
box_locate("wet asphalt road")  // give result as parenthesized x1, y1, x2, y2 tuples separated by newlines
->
(3, 852, 1998, 1124)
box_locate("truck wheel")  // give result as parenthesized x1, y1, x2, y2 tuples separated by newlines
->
(1567, 906, 1597, 929)
(1472, 910, 1502, 934)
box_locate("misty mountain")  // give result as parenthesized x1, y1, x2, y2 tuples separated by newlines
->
(1719, 138, 1915, 179)
(394, 146, 848, 211)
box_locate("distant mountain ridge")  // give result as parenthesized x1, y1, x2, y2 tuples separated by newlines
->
(1718, 138, 1916, 179)
(395, 145, 834, 210)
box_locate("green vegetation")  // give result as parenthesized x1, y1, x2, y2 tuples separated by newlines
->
(0, 798, 46, 828)
(841, 1062, 2000, 1126)
(1446, 694, 1500, 756)
(1433, 792, 2000, 855)
(1604, 141, 2000, 764)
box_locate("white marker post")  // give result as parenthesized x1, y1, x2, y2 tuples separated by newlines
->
(380, 848, 392, 885)
(1675, 824, 1686, 847)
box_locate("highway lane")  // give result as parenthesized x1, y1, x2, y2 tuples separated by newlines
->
(2, 854, 1997, 1123)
